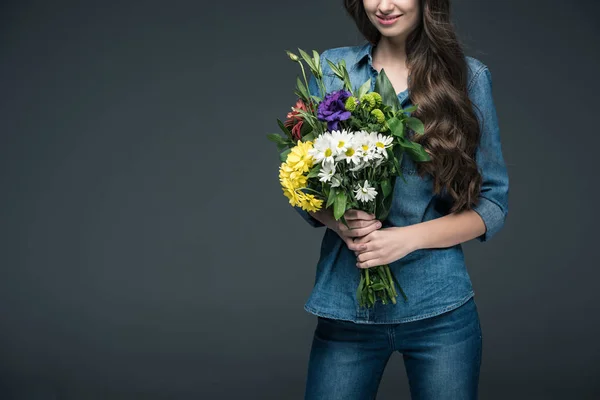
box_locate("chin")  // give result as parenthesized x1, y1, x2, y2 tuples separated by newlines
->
(381, 31, 408, 39)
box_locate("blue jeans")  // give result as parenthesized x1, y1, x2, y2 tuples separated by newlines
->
(304, 297, 482, 399)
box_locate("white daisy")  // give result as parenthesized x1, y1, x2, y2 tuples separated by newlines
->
(354, 130, 377, 163)
(372, 132, 394, 158)
(354, 180, 378, 203)
(309, 132, 337, 166)
(330, 129, 353, 156)
(336, 137, 362, 166)
(317, 159, 336, 183)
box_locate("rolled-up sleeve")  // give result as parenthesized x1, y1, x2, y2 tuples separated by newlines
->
(290, 51, 326, 228)
(293, 205, 325, 227)
(468, 65, 510, 242)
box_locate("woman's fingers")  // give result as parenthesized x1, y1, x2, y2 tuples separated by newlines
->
(344, 209, 376, 221)
(346, 237, 368, 252)
(338, 219, 381, 238)
(344, 228, 382, 253)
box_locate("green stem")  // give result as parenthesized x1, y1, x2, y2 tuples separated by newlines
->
(301, 187, 323, 195)
(384, 265, 397, 298)
(387, 266, 407, 301)
(298, 61, 321, 136)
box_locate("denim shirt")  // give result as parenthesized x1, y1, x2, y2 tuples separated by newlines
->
(292, 41, 509, 324)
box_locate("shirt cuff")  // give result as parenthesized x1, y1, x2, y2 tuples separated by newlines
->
(471, 196, 506, 242)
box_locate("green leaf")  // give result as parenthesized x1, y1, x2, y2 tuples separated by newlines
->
(303, 132, 315, 142)
(325, 59, 343, 79)
(397, 139, 431, 162)
(296, 77, 309, 99)
(277, 119, 293, 140)
(387, 147, 401, 175)
(297, 48, 316, 71)
(276, 142, 287, 151)
(266, 133, 287, 145)
(299, 119, 312, 137)
(326, 187, 337, 208)
(397, 149, 404, 165)
(405, 117, 425, 135)
(374, 68, 402, 113)
(381, 179, 392, 198)
(307, 163, 321, 178)
(392, 147, 407, 183)
(279, 148, 292, 163)
(343, 73, 353, 93)
(375, 186, 393, 220)
(333, 190, 347, 220)
(387, 116, 405, 138)
(402, 104, 418, 113)
(405, 143, 431, 162)
(312, 50, 320, 73)
(356, 78, 371, 100)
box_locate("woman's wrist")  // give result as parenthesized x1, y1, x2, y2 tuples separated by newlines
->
(394, 224, 424, 253)
(309, 208, 337, 230)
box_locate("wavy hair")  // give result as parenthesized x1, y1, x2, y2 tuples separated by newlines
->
(344, 0, 482, 213)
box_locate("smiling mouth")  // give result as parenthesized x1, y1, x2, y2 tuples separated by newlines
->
(376, 14, 402, 23)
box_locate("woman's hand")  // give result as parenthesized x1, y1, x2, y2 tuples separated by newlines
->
(330, 209, 382, 253)
(352, 226, 419, 269)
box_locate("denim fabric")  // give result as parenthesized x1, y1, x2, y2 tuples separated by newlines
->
(293, 41, 509, 324)
(304, 296, 482, 399)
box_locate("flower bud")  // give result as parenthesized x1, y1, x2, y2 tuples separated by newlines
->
(286, 50, 299, 62)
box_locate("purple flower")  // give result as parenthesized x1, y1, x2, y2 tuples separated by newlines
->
(317, 89, 352, 131)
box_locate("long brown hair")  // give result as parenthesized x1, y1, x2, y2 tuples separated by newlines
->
(344, 0, 482, 213)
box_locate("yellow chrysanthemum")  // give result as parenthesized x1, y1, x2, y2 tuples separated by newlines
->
(280, 162, 311, 207)
(282, 185, 302, 206)
(278, 164, 290, 179)
(286, 140, 315, 174)
(279, 142, 323, 211)
(279, 162, 308, 187)
(278, 163, 293, 181)
(297, 192, 323, 212)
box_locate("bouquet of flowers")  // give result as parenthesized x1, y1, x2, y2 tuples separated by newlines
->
(267, 48, 431, 309)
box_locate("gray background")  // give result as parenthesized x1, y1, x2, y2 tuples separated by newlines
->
(1, 0, 599, 398)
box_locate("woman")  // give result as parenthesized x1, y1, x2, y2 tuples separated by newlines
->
(296, 0, 509, 399)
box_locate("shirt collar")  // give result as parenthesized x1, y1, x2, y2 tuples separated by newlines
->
(354, 41, 375, 69)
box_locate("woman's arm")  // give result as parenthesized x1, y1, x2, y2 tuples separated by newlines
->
(406, 64, 509, 250)
(307, 208, 336, 229)
(403, 210, 487, 251)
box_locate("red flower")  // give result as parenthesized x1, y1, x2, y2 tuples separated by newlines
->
(284, 99, 314, 141)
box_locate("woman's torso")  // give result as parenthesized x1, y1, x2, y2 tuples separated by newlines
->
(303, 41, 483, 324)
